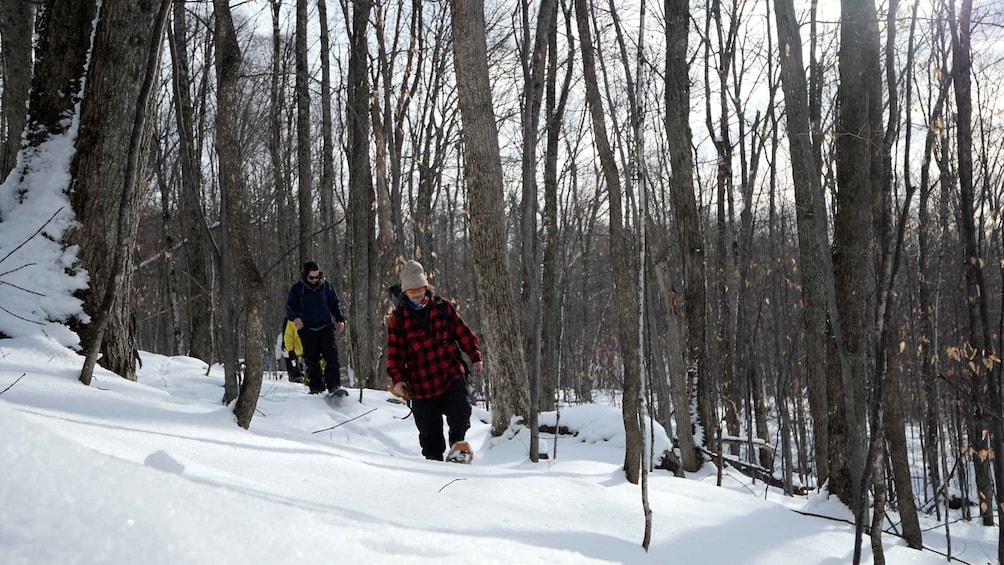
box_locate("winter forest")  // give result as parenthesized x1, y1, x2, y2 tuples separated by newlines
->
(1, 0, 1003, 561)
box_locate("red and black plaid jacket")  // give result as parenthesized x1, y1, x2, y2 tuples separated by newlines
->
(387, 295, 482, 400)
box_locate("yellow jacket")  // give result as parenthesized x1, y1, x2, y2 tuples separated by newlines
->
(283, 320, 303, 357)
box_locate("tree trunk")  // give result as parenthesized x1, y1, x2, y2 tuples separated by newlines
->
(655, 265, 700, 472)
(269, 0, 296, 283)
(72, 0, 171, 384)
(213, 0, 268, 429)
(169, 0, 214, 363)
(450, 0, 530, 436)
(665, 0, 709, 452)
(24, 1, 94, 147)
(834, 0, 884, 558)
(871, 0, 921, 549)
(317, 0, 337, 274)
(540, 5, 571, 413)
(0, 0, 34, 180)
(294, 0, 313, 265)
(950, 0, 999, 535)
(908, 0, 944, 523)
(884, 367, 922, 547)
(346, 0, 379, 389)
(772, 0, 830, 489)
(370, 0, 400, 386)
(574, 0, 642, 484)
(518, 0, 554, 464)
(703, 2, 738, 451)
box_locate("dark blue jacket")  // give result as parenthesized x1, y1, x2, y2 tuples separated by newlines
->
(285, 279, 346, 330)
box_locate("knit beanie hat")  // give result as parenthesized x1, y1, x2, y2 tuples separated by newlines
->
(400, 260, 428, 290)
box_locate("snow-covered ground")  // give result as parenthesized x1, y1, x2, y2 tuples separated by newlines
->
(0, 335, 996, 564)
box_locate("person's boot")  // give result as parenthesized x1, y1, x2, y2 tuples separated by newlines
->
(446, 441, 473, 464)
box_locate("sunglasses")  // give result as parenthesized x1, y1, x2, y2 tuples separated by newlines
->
(307, 272, 323, 281)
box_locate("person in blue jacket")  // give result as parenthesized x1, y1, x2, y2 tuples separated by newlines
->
(285, 261, 347, 395)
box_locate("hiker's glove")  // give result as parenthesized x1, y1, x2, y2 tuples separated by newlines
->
(390, 381, 410, 401)
(472, 361, 483, 374)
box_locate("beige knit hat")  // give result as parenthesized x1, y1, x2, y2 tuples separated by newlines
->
(400, 259, 429, 290)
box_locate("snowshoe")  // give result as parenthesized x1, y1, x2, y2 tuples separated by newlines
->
(328, 388, 349, 398)
(446, 441, 474, 464)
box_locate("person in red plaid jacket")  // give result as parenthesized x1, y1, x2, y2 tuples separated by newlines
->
(388, 260, 484, 461)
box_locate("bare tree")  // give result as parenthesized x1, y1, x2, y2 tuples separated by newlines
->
(75, 0, 173, 385)
(450, 0, 530, 437)
(295, 0, 314, 266)
(574, 0, 643, 483)
(317, 0, 338, 273)
(0, 0, 34, 180)
(772, 0, 856, 507)
(541, 1, 574, 414)
(872, 0, 921, 550)
(346, 0, 380, 389)
(950, 0, 1000, 541)
(168, 0, 214, 363)
(213, 0, 269, 429)
(665, 0, 710, 453)
(519, 0, 557, 463)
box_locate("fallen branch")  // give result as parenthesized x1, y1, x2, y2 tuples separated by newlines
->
(0, 373, 25, 395)
(699, 445, 812, 495)
(311, 407, 377, 434)
(438, 478, 467, 492)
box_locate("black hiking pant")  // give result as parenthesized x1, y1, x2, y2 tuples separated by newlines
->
(299, 324, 340, 393)
(411, 377, 471, 460)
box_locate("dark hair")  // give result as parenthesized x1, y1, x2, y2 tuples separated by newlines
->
(302, 261, 320, 278)
(388, 283, 403, 299)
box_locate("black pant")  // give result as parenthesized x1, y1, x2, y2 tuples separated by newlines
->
(299, 325, 340, 393)
(411, 377, 472, 460)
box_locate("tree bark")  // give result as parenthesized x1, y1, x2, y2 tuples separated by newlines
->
(773, 0, 830, 489)
(665, 0, 709, 452)
(169, 0, 214, 363)
(213, 0, 268, 429)
(541, 4, 571, 413)
(0, 0, 34, 180)
(24, 0, 93, 148)
(574, 0, 643, 484)
(346, 0, 379, 389)
(654, 264, 700, 472)
(295, 0, 313, 265)
(73, 0, 171, 384)
(317, 0, 337, 274)
(450, 0, 530, 436)
(950, 0, 999, 535)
